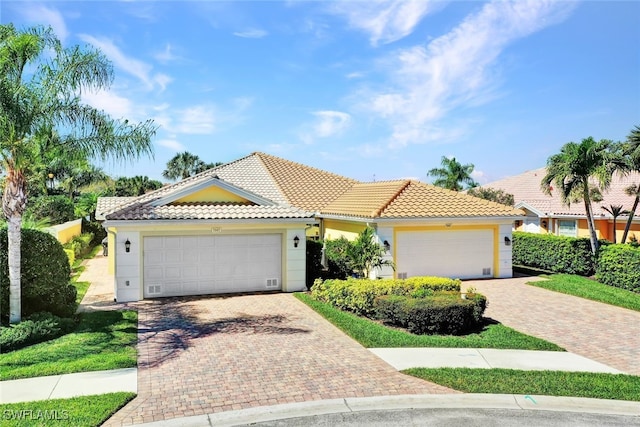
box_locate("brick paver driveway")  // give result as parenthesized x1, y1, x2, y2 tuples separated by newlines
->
(105, 293, 454, 426)
(466, 276, 640, 376)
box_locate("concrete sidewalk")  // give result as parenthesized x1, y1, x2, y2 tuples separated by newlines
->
(0, 368, 137, 404)
(0, 347, 624, 405)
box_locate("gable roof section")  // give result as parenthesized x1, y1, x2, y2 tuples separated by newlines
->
(485, 168, 640, 217)
(321, 180, 410, 218)
(96, 196, 137, 220)
(381, 181, 522, 218)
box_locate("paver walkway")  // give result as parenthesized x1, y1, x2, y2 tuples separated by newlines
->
(104, 294, 455, 426)
(467, 276, 640, 376)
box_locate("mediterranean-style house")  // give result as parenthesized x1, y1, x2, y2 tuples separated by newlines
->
(483, 168, 640, 241)
(97, 152, 524, 302)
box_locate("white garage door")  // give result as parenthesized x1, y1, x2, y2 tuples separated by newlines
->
(396, 229, 494, 280)
(143, 234, 282, 298)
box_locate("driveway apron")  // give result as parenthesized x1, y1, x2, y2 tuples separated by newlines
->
(104, 293, 454, 426)
(466, 277, 640, 376)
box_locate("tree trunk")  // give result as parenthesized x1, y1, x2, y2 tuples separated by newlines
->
(621, 194, 639, 244)
(583, 190, 599, 255)
(612, 216, 617, 244)
(2, 169, 27, 324)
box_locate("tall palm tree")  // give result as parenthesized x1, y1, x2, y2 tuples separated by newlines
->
(621, 125, 640, 244)
(542, 137, 626, 255)
(0, 24, 156, 323)
(162, 151, 220, 181)
(600, 205, 628, 244)
(427, 156, 478, 191)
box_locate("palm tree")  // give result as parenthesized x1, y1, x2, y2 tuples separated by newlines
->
(600, 205, 629, 244)
(115, 176, 162, 196)
(542, 137, 626, 255)
(621, 125, 640, 244)
(162, 151, 220, 181)
(427, 156, 478, 191)
(0, 24, 156, 323)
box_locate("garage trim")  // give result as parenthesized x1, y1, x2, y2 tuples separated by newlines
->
(392, 225, 499, 278)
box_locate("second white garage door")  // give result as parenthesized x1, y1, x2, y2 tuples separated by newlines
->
(395, 229, 494, 280)
(143, 234, 282, 298)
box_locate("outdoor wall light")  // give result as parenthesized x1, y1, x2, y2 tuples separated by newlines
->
(383, 240, 391, 252)
(542, 220, 548, 228)
(125, 239, 131, 253)
(293, 235, 300, 248)
(504, 236, 511, 246)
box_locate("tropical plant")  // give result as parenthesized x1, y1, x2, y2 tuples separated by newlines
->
(0, 24, 156, 323)
(600, 205, 629, 244)
(427, 156, 478, 191)
(467, 187, 514, 206)
(541, 137, 627, 255)
(621, 125, 640, 244)
(162, 151, 221, 181)
(348, 226, 395, 278)
(114, 176, 163, 196)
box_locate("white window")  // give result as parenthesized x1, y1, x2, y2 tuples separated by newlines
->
(558, 220, 577, 237)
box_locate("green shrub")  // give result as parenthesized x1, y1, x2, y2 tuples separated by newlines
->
(596, 245, 640, 293)
(374, 292, 487, 335)
(1, 228, 76, 324)
(24, 195, 75, 224)
(81, 218, 106, 246)
(310, 276, 461, 317)
(306, 239, 324, 289)
(64, 248, 75, 267)
(63, 232, 94, 259)
(0, 312, 77, 353)
(512, 231, 600, 276)
(324, 238, 353, 279)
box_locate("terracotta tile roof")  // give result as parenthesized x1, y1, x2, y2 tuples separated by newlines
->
(485, 168, 640, 218)
(380, 181, 523, 218)
(321, 181, 410, 218)
(105, 202, 312, 221)
(96, 197, 137, 220)
(255, 152, 358, 211)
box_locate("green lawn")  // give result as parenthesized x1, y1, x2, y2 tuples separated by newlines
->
(530, 274, 640, 312)
(0, 393, 135, 427)
(295, 293, 562, 351)
(405, 368, 640, 401)
(0, 311, 138, 380)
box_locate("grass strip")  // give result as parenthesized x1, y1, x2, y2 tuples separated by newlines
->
(530, 274, 640, 312)
(404, 368, 640, 402)
(0, 392, 135, 427)
(295, 293, 562, 351)
(0, 311, 137, 380)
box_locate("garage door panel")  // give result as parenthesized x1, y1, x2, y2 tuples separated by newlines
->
(396, 229, 494, 280)
(143, 234, 282, 298)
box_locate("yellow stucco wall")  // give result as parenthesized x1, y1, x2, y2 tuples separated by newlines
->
(577, 219, 608, 239)
(323, 219, 367, 241)
(47, 219, 82, 244)
(174, 186, 248, 203)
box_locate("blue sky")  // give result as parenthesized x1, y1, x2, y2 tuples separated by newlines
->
(3, 1, 639, 184)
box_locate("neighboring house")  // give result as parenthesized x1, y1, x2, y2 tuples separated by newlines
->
(97, 152, 523, 302)
(483, 168, 640, 241)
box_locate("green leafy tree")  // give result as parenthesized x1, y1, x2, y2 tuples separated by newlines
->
(427, 156, 478, 191)
(467, 187, 514, 206)
(162, 151, 221, 181)
(0, 24, 156, 323)
(115, 176, 162, 196)
(542, 137, 626, 255)
(348, 226, 395, 278)
(621, 125, 640, 244)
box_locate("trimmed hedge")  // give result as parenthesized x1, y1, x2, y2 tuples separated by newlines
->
(0, 312, 77, 353)
(374, 292, 487, 335)
(596, 245, 640, 293)
(512, 231, 597, 276)
(310, 277, 461, 317)
(1, 228, 76, 324)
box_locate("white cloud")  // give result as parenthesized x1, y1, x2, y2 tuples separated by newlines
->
(313, 111, 352, 137)
(156, 138, 185, 152)
(233, 28, 268, 38)
(154, 44, 180, 63)
(346, 71, 365, 79)
(81, 89, 133, 119)
(329, 0, 438, 46)
(361, 0, 576, 147)
(20, 4, 69, 43)
(78, 34, 170, 91)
